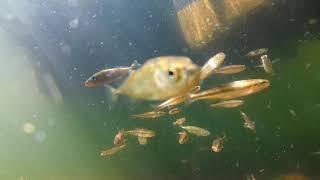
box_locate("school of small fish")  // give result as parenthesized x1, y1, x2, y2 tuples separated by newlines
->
(85, 49, 273, 158)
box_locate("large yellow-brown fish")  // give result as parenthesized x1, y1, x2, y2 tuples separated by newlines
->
(113, 56, 201, 100)
(100, 144, 126, 157)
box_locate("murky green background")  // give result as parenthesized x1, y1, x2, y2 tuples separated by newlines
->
(0, 0, 320, 179)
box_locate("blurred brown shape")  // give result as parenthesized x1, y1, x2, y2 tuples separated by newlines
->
(223, 0, 266, 22)
(175, 0, 267, 50)
(275, 173, 309, 180)
(175, 0, 219, 50)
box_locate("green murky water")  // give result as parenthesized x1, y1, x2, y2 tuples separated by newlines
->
(0, 1, 320, 180)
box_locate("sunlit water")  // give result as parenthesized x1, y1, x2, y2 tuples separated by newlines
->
(0, 0, 320, 180)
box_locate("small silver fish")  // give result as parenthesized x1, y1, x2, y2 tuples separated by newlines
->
(130, 111, 166, 119)
(211, 134, 226, 152)
(190, 79, 270, 101)
(246, 48, 269, 58)
(113, 129, 125, 146)
(260, 55, 273, 73)
(178, 131, 188, 144)
(180, 125, 210, 136)
(153, 85, 200, 110)
(200, 52, 226, 80)
(210, 100, 244, 108)
(173, 117, 186, 126)
(212, 65, 246, 75)
(85, 61, 140, 87)
(100, 144, 126, 157)
(125, 128, 156, 138)
(168, 107, 182, 115)
(240, 111, 256, 132)
(246, 174, 256, 180)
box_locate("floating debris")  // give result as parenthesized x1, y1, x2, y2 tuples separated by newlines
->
(180, 126, 210, 136)
(69, 17, 79, 29)
(308, 18, 318, 25)
(23, 122, 36, 134)
(289, 109, 296, 117)
(100, 144, 126, 157)
(305, 63, 312, 70)
(210, 100, 244, 108)
(173, 117, 186, 126)
(34, 130, 47, 143)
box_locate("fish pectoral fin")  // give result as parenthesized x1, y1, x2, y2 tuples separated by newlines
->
(272, 58, 280, 64)
(255, 65, 264, 68)
(105, 85, 119, 103)
(130, 60, 141, 70)
(150, 103, 159, 110)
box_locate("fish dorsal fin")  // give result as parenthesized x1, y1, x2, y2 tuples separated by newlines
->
(130, 60, 141, 70)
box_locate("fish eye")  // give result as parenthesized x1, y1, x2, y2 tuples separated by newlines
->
(168, 70, 174, 76)
(91, 76, 97, 81)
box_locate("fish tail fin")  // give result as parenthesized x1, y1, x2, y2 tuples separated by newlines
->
(185, 93, 196, 106)
(130, 60, 141, 70)
(222, 132, 227, 139)
(272, 58, 280, 64)
(210, 103, 217, 108)
(150, 103, 160, 110)
(105, 85, 119, 103)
